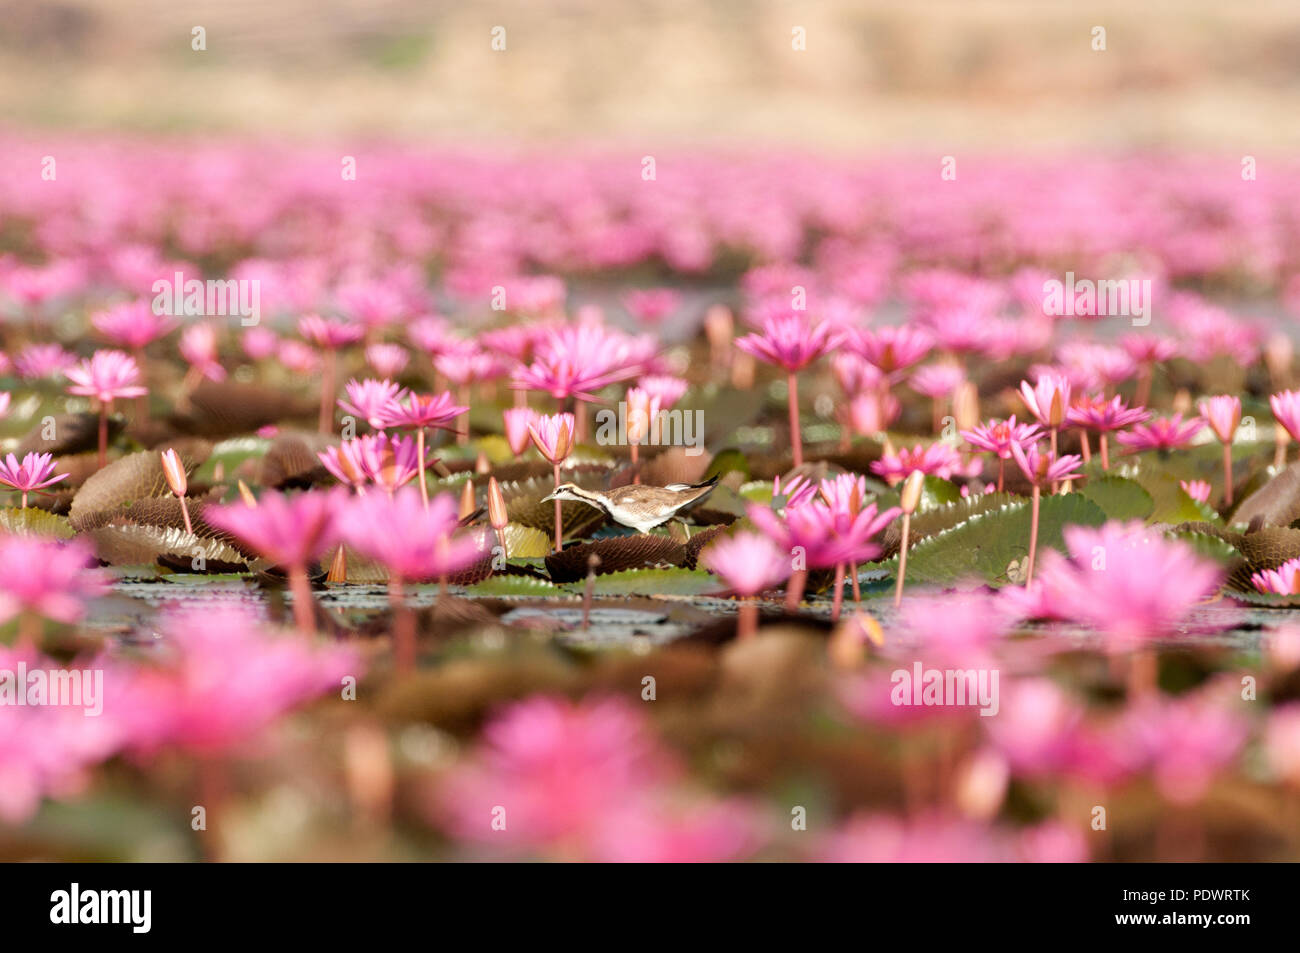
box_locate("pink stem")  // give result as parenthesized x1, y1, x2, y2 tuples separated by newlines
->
(553, 463, 563, 552)
(417, 428, 429, 510)
(831, 563, 846, 621)
(1100, 433, 1109, 471)
(179, 494, 193, 535)
(390, 576, 416, 673)
(289, 562, 316, 635)
(1223, 442, 1234, 507)
(737, 600, 758, 640)
(1026, 484, 1040, 586)
(894, 513, 911, 607)
(785, 567, 807, 612)
(318, 349, 336, 433)
(97, 403, 109, 469)
(787, 372, 803, 468)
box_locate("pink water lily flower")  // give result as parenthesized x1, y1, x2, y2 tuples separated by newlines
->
(343, 488, 486, 669)
(872, 442, 981, 484)
(205, 489, 346, 634)
(1115, 413, 1205, 452)
(1198, 395, 1242, 505)
(1270, 389, 1300, 445)
(65, 349, 148, 468)
(736, 311, 839, 467)
(1019, 371, 1071, 429)
(503, 406, 539, 457)
(0, 536, 108, 630)
(91, 300, 178, 350)
(178, 323, 226, 382)
(1034, 521, 1222, 652)
(962, 415, 1043, 491)
(14, 343, 75, 380)
(0, 451, 69, 507)
(700, 530, 790, 639)
(1251, 557, 1300, 596)
(846, 325, 933, 376)
(116, 603, 358, 758)
(64, 349, 147, 404)
(337, 378, 407, 431)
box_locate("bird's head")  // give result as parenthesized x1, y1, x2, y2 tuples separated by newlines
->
(541, 482, 586, 503)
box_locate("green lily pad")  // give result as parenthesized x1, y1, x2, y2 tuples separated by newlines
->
(886, 492, 1108, 587)
(584, 568, 723, 597)
(465, 575, 565, 597)
(0, 507, 75, 538)
(1079, 476, 1154, 522)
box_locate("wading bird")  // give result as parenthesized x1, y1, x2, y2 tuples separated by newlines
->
(542, 475, 719, 535)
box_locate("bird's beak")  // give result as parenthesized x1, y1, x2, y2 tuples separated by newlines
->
(541, 490, 556, 502)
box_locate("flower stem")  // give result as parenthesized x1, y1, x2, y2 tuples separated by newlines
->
(737, 600, 758, 640)
(785, 567, 807, 612)
(895, 512, 912, 607)
(178, 494, 193, 535)
(831, 563, 846, 621)
(289, 562, 316, 635)
(389, 576, 416, 673)
(318, 349, 336, 433)
(997, 457, 1005, 493)
(1100, 433, 1110, 471)
(787, 372, 803, 468)
(1026, 484, 1041, 586)
(97, 403, 108, 469)
(417, 428, 429, 510)
(1222, 442, 1234, 507)
(553, 463, 563, 552)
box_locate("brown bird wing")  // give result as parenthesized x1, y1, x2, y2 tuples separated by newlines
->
(606, 483, 715, 512)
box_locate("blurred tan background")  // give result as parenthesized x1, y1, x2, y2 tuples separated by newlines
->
(2, 0, 1300, 148)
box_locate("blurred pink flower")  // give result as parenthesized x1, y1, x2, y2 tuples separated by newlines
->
(528, 412, 576, 466)
(205, 489, 344, 569)
(343, 488, 484, 581)
(91, 300, 177, 350)
(64, 350, 147, 403)
(0, 537, 107, 625)
(1270, 389, 1300, 443)
(117, 603, 357, 757)
(1035, 522, 1221, 651)
(178, 323, 226, 382)
(299, 313, 365, 350)
(962, 416, 1043, 460)
(1115, 413, 1205, 452)
(700, 531, 791, 596)
(872, 442, 980, 483)
(734, 311, 838, 373)
(14, 343, 75, 381)
(1198, 395, 1241, 444)
(502, 406, 539, 457)
(1251, 557, 1300, 596)
(338, 378, 407, 430)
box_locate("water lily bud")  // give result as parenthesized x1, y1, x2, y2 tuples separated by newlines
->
(459, 480, 477, 521)
(237, 480, 257, 507)
(955, 748, 1010, 820)
(160, 448, 187, 497)
(487, 476, 508, 530)
(952, 379, 980, 431)
(900, 469, 925, 515)
(475, 451, 491, 475)
(828, 611, 883, 669)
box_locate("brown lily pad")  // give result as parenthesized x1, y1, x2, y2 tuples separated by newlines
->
(68, 446, 211, 524)
(545, 535, 687, 583)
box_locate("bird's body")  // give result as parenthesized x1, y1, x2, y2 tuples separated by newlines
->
(543, 475, 718, 534)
